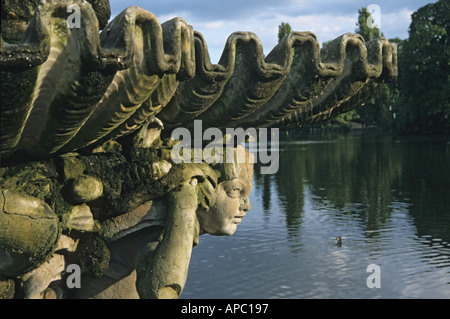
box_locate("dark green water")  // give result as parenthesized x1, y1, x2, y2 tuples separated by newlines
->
(182, 133, 450, 299)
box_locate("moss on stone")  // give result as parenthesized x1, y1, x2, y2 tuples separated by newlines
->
(0, 279, 15, 299)
(85, 0, 111, 30)
(58, 154, 86, 182)
(0, 133, 199, 281)
(77, 234, 110, 278)
(0, 160, 73, 219)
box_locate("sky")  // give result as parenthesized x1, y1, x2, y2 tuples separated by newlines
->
(108, 0, 438, 63)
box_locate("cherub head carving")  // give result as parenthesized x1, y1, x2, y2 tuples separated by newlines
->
(197, 145, 254, 236)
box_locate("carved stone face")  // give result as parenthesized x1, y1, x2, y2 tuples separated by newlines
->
(197, 158, 254, 236)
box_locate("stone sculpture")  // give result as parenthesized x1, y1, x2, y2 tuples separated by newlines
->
(0, 0, 397, 299)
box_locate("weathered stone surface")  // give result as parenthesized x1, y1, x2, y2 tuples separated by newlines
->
(22, 253, 65, 299)
(67, 204, 99, 232)
(133, 118, 164, 150)
(0, 0, 398, 300)
(151, 160, 172, 181)
(86, 0, 111, 30)
(77, 234, 110, 278)
(60, 155, 86, 182)
(67, 175, 103, 204)
(0, 161, 58, 204)
(55, 234, 78, 253)
(0, 190, 60, 278)
(0, 279, 15, 299)
(0, 0, 396, 160)
(0, 0, 40, 43)
(136, 182, 199, 299)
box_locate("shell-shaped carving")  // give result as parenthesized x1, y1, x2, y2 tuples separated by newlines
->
(0, 0, 397, 160)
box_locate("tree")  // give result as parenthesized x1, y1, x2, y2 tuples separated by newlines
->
(278, 22, 292, 43)
(353, 7, 394, 129)
(355, 7, 383, 42)
(394, 0, 449, 134)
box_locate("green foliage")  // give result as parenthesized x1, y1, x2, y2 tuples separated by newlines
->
(355, 7, 383, 42)
(355, 1, 449, 135)
(278, 1, 450, 135)
(353, 7, 391, 129)
(393, 0, 449, 134)
(358, 85, 398, 128)
(278, 22, 292, 43)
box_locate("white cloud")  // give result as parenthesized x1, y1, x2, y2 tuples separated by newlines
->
(380, 8, 415, 40)
(107, 0, 436, 62)
(185, 11, 358, 63)
(283, 14, 357, 41)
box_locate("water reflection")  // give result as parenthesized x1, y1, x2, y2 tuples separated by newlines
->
(183, 133, 450, 299)
(254, 134, 449, 243)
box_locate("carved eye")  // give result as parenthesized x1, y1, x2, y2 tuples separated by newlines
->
(227, 187, 241, 198)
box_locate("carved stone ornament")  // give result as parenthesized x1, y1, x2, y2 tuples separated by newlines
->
(0, 0, 397, 299)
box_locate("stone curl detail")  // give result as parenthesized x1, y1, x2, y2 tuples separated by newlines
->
(1, 0, 398, 299)
(0, 0, 397, 159)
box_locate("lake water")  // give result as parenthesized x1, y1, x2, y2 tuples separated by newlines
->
(181, 132, 450, 299)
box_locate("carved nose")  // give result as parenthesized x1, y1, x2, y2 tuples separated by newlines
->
(240, 197, 251, 211)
